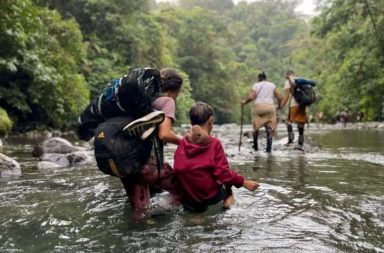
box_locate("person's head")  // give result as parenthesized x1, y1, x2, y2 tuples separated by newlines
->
(160, 68, 183, 99)
(286, 70, 295, 79)
(189, 102, 214, 133)
(258, 71, 267, 81)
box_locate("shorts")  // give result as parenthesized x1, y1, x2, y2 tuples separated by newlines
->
(120, 155, 181, 211)
(181, 185, 233, 213)
(288, 105, 307, 124)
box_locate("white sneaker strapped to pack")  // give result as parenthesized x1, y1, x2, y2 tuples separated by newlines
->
(122, 111, 165, 140)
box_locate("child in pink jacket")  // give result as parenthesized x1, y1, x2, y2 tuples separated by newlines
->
(174, 102, 259, 212)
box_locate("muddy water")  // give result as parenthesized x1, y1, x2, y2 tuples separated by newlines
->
(0, 126, 383, 252)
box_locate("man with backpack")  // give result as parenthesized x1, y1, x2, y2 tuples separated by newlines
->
(281, 70, 316, 151)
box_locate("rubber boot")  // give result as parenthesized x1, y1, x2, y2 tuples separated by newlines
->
(298, 135, 304, 145)
(294, 135, 304, 151)
(266, 138, 272, 153)
(265, 126, 273, 152)
(252, 131, 259, 151)
(285, 124, 294, 146)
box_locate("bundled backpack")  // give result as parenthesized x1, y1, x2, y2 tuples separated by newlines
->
(76, 67, 164, 177)
(76, 67, 162, 142)
(291, 78, 316, 106)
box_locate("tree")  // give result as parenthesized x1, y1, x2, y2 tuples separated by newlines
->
(0, 0, 89, 129)
(311, 0, 384, 120)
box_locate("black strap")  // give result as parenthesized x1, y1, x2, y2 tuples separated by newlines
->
(152, 136, 163, 186)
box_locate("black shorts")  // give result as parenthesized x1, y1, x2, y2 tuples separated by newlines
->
(182, 185, 233, 212)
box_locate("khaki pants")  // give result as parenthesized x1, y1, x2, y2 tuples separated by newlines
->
(252, 104, 277, 132)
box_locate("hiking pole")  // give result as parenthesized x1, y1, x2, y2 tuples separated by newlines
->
(239, 104, 244, 151)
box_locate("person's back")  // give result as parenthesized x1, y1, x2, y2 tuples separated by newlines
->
(241, 72, 283, 152)
(175, 128, 242, 204)
(253, 81, 276, 105)
(174, 102, 259, 212)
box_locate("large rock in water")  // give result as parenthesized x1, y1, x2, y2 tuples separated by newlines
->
(35, 137, 94, 169)
(33, 137, 85, 157)
(38, 150, 94, 169)
(0, 153, 21, 177)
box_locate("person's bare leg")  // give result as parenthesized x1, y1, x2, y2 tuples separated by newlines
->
(223, 194, 235, 209)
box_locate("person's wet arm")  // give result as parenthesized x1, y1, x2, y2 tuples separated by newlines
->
(157, 117, 182, 145)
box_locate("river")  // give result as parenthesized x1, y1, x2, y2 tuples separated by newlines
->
(0, 124, 383, 252)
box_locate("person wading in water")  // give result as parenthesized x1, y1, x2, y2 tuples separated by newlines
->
(281, 70, 308, 151)
(241, 72, 283, 152)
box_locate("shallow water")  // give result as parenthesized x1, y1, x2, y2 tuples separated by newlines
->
(0, 126, 383, 252)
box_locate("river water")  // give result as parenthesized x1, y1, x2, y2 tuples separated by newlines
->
(0, 125, 383, 252)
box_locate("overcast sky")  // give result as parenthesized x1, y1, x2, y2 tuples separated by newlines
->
(156, 0, 318, 16)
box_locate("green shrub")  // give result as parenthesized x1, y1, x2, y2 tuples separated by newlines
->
(0, 108, 13, 136)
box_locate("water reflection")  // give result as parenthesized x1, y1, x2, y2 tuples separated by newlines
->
(0, 129, 383, 252)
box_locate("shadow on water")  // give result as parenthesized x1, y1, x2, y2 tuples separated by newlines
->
(0, 128, 383, 252)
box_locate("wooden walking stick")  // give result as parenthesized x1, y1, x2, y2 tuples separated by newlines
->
(239, 104, 244, 151)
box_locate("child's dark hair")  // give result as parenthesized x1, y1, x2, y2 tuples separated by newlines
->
(258, 71, 267, 81)
(189, 102, 214, 125)
(160, 68, 183, 92)
(286, 70, 295, 76)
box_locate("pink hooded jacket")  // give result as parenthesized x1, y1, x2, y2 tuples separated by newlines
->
(174, 130, 244, 203)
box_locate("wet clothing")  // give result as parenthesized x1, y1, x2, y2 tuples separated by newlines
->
(181, 185, 232, 212)
(285, 79, 307, 124)
(174, 135, 244, 210)
(252, 104, 277, 131)
(250, 81, 278, 132)
(121, 156, 180, 210)
(288, 105, 307, 124)
(121, 96, 181, 210)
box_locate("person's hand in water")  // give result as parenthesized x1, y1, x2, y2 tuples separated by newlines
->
(243, 180, 259, 191)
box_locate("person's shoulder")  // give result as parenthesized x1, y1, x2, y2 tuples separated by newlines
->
(209, 136, 224, 147)
(252, 81, 260, 88)
(153, 96, 175, 109)
(154, 96, 175, 104)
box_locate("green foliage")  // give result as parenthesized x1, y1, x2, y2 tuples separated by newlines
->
(0, 0, 89, 129)
(0, 107, 13, 136)
(157, 7, 241, 122)
(3, 0, 382, 131)
(174, 71, 195, 125)
(310, 0, 384, 121)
